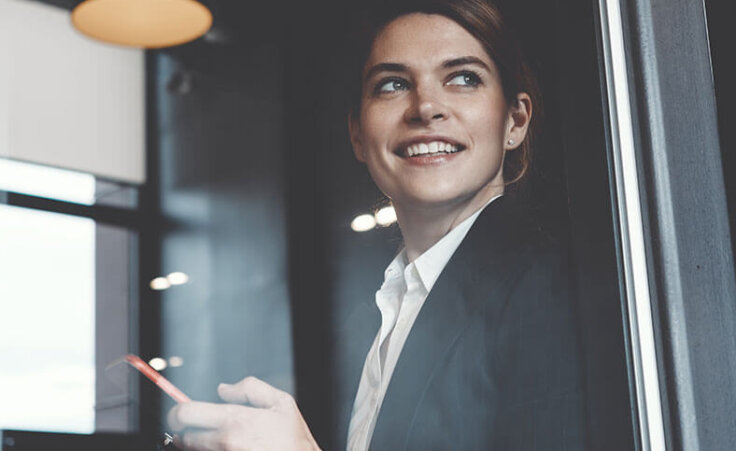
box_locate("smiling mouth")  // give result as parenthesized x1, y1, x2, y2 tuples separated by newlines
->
(399, 141, 465, 158)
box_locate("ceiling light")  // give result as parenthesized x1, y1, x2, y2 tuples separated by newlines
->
(71, 0, 212, 49)
(374, 205, 397, 226)
(351, 214, 377, 232)
(167, 272, 189, 285)
(149, 277, 171, 290)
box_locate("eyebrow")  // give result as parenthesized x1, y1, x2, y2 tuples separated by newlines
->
(442, 56, 492, 72)
(363, 56, 492, 82)
(363, 62, 408, 82)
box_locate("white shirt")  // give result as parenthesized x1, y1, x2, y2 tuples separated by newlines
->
(347, 195, 501, 451)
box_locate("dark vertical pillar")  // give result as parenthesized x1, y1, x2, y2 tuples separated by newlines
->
(283, 5, 334, 446)
(138, 50, 163, 442)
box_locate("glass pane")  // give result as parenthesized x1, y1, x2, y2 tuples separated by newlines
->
(0, 204, 95, 433)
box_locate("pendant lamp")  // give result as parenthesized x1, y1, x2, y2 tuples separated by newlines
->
(71, 0, 212, 48)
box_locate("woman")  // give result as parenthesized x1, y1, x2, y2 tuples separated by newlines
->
(169, 0, 585, 449)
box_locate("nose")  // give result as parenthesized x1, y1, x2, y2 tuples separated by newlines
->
(404, 84, 447, 124)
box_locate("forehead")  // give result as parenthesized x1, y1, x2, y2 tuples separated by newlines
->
(366, 13, 490, 69)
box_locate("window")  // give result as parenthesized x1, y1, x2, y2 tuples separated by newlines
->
(0, 158, 140, 434)
(0, 204, 95, 433)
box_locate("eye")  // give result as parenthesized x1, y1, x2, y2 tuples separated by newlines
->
(375, 77, 410, 94)
(446, 71, 482, 87)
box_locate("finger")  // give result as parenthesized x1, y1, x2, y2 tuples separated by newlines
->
(168, 402, 225, 432)
(167, 401, 258, 432)
(218, 376, 292, 409)
(179, 429, 229, 451)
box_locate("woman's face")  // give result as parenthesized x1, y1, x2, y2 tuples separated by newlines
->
(350, 13, 529, 214)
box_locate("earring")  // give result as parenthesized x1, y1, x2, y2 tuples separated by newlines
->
(507, 139, 515, 145)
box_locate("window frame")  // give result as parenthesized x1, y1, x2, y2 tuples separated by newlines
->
(597, 0, 736, 449)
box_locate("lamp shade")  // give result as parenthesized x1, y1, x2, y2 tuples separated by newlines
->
(71, 0, 212, 48)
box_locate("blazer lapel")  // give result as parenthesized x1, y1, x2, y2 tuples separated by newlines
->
(369, 197, 533, 449)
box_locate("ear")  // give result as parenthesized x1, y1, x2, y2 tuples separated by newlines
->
(504, 93, 532, 150)
(348, 111, 366, 162)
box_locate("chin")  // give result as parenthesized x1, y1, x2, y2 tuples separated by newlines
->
(393, 189, 474, 209)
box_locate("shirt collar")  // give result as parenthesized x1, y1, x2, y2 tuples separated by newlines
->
(382, 250, 407, 283)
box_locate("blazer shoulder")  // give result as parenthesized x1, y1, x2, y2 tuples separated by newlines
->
(460, 197, 569, 285)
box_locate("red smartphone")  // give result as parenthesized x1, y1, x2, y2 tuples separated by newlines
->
(105, 353, 191, 403)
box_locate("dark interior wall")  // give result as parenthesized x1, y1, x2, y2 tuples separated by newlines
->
(152, 38, 295, 409)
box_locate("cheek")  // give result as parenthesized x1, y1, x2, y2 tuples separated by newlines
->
(464, 101, 508, 137)
(359, 105, 397, 154)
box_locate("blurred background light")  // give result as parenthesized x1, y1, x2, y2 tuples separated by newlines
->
(351, 214, 376, 232)
(148, 357, 167, 371)
(168, 356, 184, 368)
(166, 272, 189, 285)
(374, 205, 397, 226)
(149, 277, 170, 291)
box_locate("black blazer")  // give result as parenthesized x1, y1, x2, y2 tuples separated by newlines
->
(334, 197, 586, 450)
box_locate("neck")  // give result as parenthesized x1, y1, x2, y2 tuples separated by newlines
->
(396, 189, 503, 262)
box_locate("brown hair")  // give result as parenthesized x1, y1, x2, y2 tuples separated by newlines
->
(347, 0, 541, 189)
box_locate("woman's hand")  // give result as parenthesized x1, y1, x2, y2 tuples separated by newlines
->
(167, 376, 321, 451)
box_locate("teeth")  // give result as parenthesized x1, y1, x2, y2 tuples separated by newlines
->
(405, 141, 460, 157)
